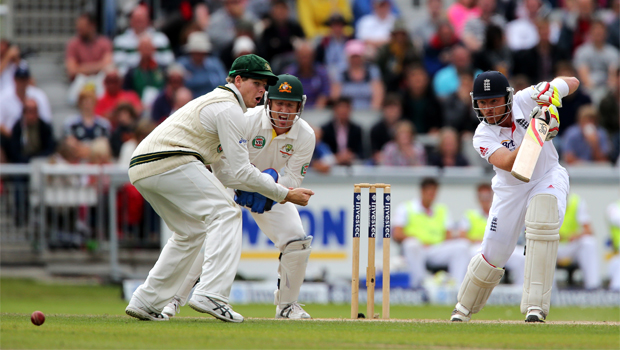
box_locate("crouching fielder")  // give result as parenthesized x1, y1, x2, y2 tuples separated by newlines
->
(163, 74, 316, 321)
(450, 71, 579, 323)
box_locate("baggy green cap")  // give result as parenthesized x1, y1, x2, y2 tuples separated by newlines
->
(268, 74, 304, 102)
(228, 54, 278, 86)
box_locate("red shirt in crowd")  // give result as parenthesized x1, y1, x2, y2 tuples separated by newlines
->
(65, 35, 113, 67)
(94, 91, 143, 124)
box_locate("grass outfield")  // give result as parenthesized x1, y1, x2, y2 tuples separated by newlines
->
(1, 278, 619, 349)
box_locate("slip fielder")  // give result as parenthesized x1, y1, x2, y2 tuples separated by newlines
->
(450, 71, 579, 322)
(162, 74, 316, 321)
(124, 56, 314, 321)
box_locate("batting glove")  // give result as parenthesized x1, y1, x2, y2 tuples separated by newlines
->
(530, 82, 562, 107)
(529, 105, 560, 141)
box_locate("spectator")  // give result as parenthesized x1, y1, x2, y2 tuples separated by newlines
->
(118, 119, 157, 169)
(89, 136, 113, 165)
(401, 64, 443, 134)
(113, 4, 175, 74)
(0, 39, 20, 94)
(315, 13, 353, 78)
(557, 194, 601, 290)
(331, 40, 384, 110)
(355, 0, 397, 55)
(375, 20, 421, 91)
(65, 13, 113, 105)
(379, 119, 427, 166)
(562, 104, 611, 164)
(231, 36, 257, 59)
(283, 41, 330, 109)
(505, 0, 549, 51)
(433, 45, 480, 99)
(393, 178, 470, 288)
(606, 199, 620, 291)
(442, 71, 478, 133)
(599, 70, 619, 163)
(427, 127, 469, 167)
(158, 2, 210, 55)
(472, 24, 512, 74)
(1, 99, 55, 163)
(171, 87, 194, 115)
(352, 0, 400, 27)
(412, 0, 445, 49)
(94, 67, 143, 122)
(109, 103, 140, 159)
(64, 88, 111, 143)
(423, 20, 460, 76)
(177, 32, 227, 98)
(297, 0, 353, 39)
(512, 18, 563, 83)
(219, 20, 257, 69)
(309, 125, 336, 173)
(122, 35, 167, 105)
(462, 0, 506, 51)
(0, 62, 52, 134)
(320, 97, 364, 165)
(258, 0, 305, 64)
(49, 135, 90, 165)
(607, 0, 619, 50)
(370, 94, 403, 164)
(457, 183, 524, 285)
(557, 0, 598, 57)
(151, 64, 187, 124)
(573, 20, 620, 104)
(207, 0, 258, 55)
(447, 0, 481, 39)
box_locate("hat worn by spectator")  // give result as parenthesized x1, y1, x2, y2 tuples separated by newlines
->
(228, 54, 278, 85)
(14, 62, 30, 79)
(392, 19, 408, 34)
(344, 40, 366, 57)
(185, 32, 212, 53)
(232, 36, 256, 57)
(324, 13, 348, 26)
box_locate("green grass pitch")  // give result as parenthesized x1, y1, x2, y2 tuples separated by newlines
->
(1, 278, 618, 349)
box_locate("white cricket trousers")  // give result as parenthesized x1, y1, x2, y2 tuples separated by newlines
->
(189, 201, 306, 303)
(131, 161, 242, 313)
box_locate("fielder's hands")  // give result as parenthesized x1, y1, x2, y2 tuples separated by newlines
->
(531, 82, 562, 107)
(282, 188, 314, 206)
(529, 105, 560, 141)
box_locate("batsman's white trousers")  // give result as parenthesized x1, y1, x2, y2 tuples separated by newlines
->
(481, 166, 569, 268)
(557, 236, 601, 289)
(131, 161, 242, 312)
(470, 243, 525, 285)
(190, 200, 306, 303)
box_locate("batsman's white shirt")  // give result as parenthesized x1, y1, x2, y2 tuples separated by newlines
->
(472, 87, 570, 268)
(189, 108, 317, 303)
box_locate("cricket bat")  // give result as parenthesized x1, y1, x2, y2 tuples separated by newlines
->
(511, 107, 550, 183)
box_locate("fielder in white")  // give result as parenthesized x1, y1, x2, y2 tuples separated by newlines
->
(606, 199, 620, 291)
(124, 55, 314, 321)
(161, 74, 316, 321)
(450, 71, 579, 322)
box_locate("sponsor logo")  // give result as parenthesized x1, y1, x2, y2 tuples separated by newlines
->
(353, 194, 361, 238)
(217, 144, 223, 153)
(384, 195, 391, 238)
(479, 147, 488, 156)
(239, 138, 247, 145)
(501, 139, 516, 151)
(301, 163, 309, 176)
(538, 123, 548, 135)
(252, 136, 265, 149)
(547, 184, 554, 189)
(484, 79, 490, 91)
(280, 144, 294, 157)
(278, 82, 292, 93)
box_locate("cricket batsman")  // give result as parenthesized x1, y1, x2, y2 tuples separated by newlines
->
(162, 74, 316, 321)
(450, 71, 579, 322)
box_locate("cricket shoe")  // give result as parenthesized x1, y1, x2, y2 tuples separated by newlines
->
(189, 295, 244, 323)
(525, 308, 546, 323)
(162, 297, 181, 317)
(276, 302, 311, 319)
(450, 307, 471, 322)
(125, 298, 169, 321)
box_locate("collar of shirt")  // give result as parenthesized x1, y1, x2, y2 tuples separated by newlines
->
(260, 108, 301, 140)
(225, 83, 247, 113)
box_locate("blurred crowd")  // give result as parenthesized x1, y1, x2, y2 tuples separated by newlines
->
(0, 0, 618, 172)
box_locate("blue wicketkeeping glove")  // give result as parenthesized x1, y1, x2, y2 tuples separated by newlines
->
(249, 168, 279, 214)
(234, 190, 254, 207)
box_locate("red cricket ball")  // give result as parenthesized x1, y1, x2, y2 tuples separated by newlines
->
(31, 311, 45, 326)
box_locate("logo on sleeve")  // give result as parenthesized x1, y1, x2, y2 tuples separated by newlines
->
(280, 144, 294, 158)
(501, 139, 516, 151)
(479, 147, 488, 156)
(301, 163, 309, 176)
(239, 138, 247, 145)
(252, 136, 265, 149)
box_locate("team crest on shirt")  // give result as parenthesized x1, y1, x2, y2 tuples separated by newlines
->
(280, 144, 294, 158)
(252, 136, 265, 149)
(501, 139, 516, 151)
(216, 144, 223, 153)
(278, 82, 292, 93)
(301, 163, 309, 177)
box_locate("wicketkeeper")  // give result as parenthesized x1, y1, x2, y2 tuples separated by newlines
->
(450, 71, 579, 322)
(162, 74, 316, 321)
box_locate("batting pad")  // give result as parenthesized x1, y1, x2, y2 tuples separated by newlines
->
(456, 253, 505, 315)
(275, 236, 312, 306)
(521, 194, 560, 316)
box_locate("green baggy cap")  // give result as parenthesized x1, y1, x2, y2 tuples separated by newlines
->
(228, 54, 278, 86)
